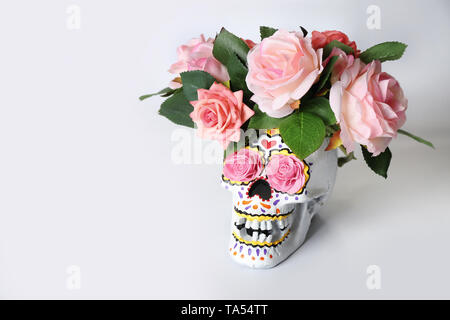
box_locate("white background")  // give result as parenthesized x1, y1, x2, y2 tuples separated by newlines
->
(0, 0, 449, 299)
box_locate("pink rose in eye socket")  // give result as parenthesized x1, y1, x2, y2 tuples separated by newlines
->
(266, 154, 306, 194)
(223, 149, 263, 182)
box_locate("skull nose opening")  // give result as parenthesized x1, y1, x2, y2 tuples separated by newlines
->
(248, 179, 272, 201)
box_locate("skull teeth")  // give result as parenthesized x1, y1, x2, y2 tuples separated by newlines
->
(258, 233, 266, 242)
(260, 221, 266, 231)
(236, 215, 291, 243)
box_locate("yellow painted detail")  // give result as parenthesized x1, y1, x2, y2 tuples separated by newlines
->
(233, 229, 291, 247)
(298, 165, 310, 194)
(266, 128, 280, 136)
(235, 210, 291, 221)
(222, 175, 248, 185)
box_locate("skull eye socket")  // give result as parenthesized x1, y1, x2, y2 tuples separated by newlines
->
(222, 148, 263, 183)
(266, 151, 309, 194)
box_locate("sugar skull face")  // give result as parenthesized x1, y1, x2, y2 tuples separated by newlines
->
(222, 129, 337, 268)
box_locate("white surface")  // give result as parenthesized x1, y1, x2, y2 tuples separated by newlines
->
(0, 0, 449, 299)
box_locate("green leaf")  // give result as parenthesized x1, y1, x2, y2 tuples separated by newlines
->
(315, 55, 338, 92)
(300, 97, 336, 126)
(325, 124, 337, 137)
(213, 28, 249, 66)
(279, 111, 326, 160)
(323, 40, 354, 59)
(248, 105, 286, 129)
(212, 29, 252, 104)
(260, 26, 277, 40)
(359, 41, 407, 64)
(361, 146, 392, 178)
(139, 87, 175, 101)
(227, 53, 252, 102)
(158, 91, 194, 128)
(180, 70, 216, 101)
(398, 129, 434, 148)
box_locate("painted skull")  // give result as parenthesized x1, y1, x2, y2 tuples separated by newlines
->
(222, 129, 337, 268)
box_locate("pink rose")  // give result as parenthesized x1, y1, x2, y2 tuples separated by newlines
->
(324, 47, 355, 84)
(246, 29, 323, 118)
(330, 59, 408, 156)
(189, 83, 254, 149)
(311, 30, 359, 56)
(223, 148, 263, 182)
(168, 35, 229, 89)
(266, 154, 307, 194)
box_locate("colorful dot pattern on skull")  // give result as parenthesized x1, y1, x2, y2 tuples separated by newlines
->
(223, 128, 321, 266)
(231, 246, 274, 260)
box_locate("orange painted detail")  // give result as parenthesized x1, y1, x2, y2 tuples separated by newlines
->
(260, 203, 271, 209)
(242, 200, 252, 205)
(251, 257, 255, 260)
(276, 208, 280, 214)
(237, 201, 240, 206)
(252, 205, 258, 210)
(240, 254, 244, 259)
(233, 251, 237, 256)
(229, 248, 232, 251)
(260, 257, 264, 261)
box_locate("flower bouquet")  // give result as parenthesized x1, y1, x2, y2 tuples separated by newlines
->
(140, 27, 433, 268)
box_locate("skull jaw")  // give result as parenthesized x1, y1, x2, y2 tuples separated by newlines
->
(228, 203, 312, 269)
